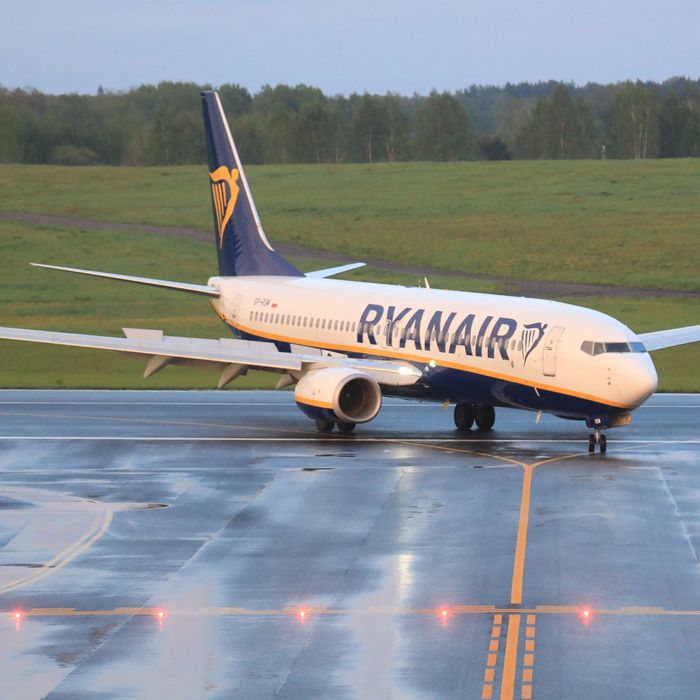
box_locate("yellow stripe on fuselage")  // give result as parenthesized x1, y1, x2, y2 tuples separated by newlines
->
(213, 308, 629, 410)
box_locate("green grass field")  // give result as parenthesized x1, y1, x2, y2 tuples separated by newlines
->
(1, 159, 698, 290)
(0, 160, 698, 391)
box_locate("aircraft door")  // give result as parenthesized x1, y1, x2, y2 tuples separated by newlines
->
(542, 326, 565, 377)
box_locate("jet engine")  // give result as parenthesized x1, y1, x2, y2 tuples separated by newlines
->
(294, 367, 382, 424)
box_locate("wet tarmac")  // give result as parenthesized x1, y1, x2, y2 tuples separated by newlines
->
(0, 390, 698, 699)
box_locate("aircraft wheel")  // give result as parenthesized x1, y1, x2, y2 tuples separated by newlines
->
(475, 405, 496, 431)
(337, 421, 356, 434)
(315, 419, 335, 433)
(600, 434, 607, 454)
(453, 403, 475, 431)
(588, 434, 595, 453)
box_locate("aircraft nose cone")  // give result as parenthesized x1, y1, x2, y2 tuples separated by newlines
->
(618, 355, 658, 408)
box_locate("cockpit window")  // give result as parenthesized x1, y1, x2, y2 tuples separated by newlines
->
(580, 340, 647, 356)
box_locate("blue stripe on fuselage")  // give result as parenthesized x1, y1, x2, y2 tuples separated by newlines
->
(225, 322, 615, 420)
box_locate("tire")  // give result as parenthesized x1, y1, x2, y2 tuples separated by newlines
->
(475, 405, 496, 431)
(600, 434, 607, 454)
(337, 421, 356, 434)
(454, 403, 475, 431)
(588, 434, 595, 453)
(314, 419, 335, 433)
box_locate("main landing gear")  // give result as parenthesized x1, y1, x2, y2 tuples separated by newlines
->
(314, 419, 356, 434)
(588, 429, 607, 454)
(454, 403, 496, 432)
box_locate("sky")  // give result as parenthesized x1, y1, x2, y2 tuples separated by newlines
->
(1, 0, 699, 95)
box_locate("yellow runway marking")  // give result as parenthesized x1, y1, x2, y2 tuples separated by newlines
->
(5, 604, 700, 619)
(404, 442, 589, 700)
(510, 466, 533, 605)
(0, 489, 114, 596)
(520, 614, 536, 698)
(500, 614, 520, 700)
(481, 613, 505, 700)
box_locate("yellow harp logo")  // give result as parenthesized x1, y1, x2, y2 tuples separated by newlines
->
(209, 166, 240, 248)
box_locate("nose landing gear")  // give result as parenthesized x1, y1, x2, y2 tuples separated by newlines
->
(588, 429, 607, 454)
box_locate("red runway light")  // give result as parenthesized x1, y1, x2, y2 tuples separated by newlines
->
(298, 609, 308, 622)
(438, 606, 450, 626)
(580, 608, 593, 625)
(12, 609, 24, 631)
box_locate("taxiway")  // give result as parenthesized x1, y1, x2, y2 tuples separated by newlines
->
(0, 390, 698, 699)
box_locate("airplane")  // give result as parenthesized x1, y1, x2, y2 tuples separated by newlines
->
(1, 91, 699, 453)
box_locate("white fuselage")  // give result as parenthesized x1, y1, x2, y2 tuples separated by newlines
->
(208, 275, 658, 419)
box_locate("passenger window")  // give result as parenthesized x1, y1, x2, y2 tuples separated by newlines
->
(334, 320, 338, 331)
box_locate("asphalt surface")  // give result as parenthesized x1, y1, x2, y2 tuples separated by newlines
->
(0, 390, 698, 699)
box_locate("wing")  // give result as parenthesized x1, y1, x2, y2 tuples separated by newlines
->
(305, 263, 365, 278)
(639, 324, 700, 351)
(0, 326, 422, 389)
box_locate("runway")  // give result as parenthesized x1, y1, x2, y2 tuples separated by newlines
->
(0, 390, 698, 699)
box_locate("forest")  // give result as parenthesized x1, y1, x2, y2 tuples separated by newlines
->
(0, 77, 699, 166)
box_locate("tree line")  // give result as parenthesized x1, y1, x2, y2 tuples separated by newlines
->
(0, 77, 699, 166)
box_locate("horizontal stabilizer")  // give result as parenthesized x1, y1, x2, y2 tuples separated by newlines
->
(305, 262, 366, 279)
(30, 263, 219, 298)
(639, 324, 700, 351)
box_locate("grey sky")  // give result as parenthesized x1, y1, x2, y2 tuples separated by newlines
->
(2, 0, 698, 95)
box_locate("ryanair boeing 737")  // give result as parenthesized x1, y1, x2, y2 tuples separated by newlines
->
(1, 92, 699, 452)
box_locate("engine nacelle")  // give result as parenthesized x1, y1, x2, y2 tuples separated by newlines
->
(295, 368, 382, 424)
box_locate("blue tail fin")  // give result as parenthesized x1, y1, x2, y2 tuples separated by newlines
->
(201, 91, 302, 277)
